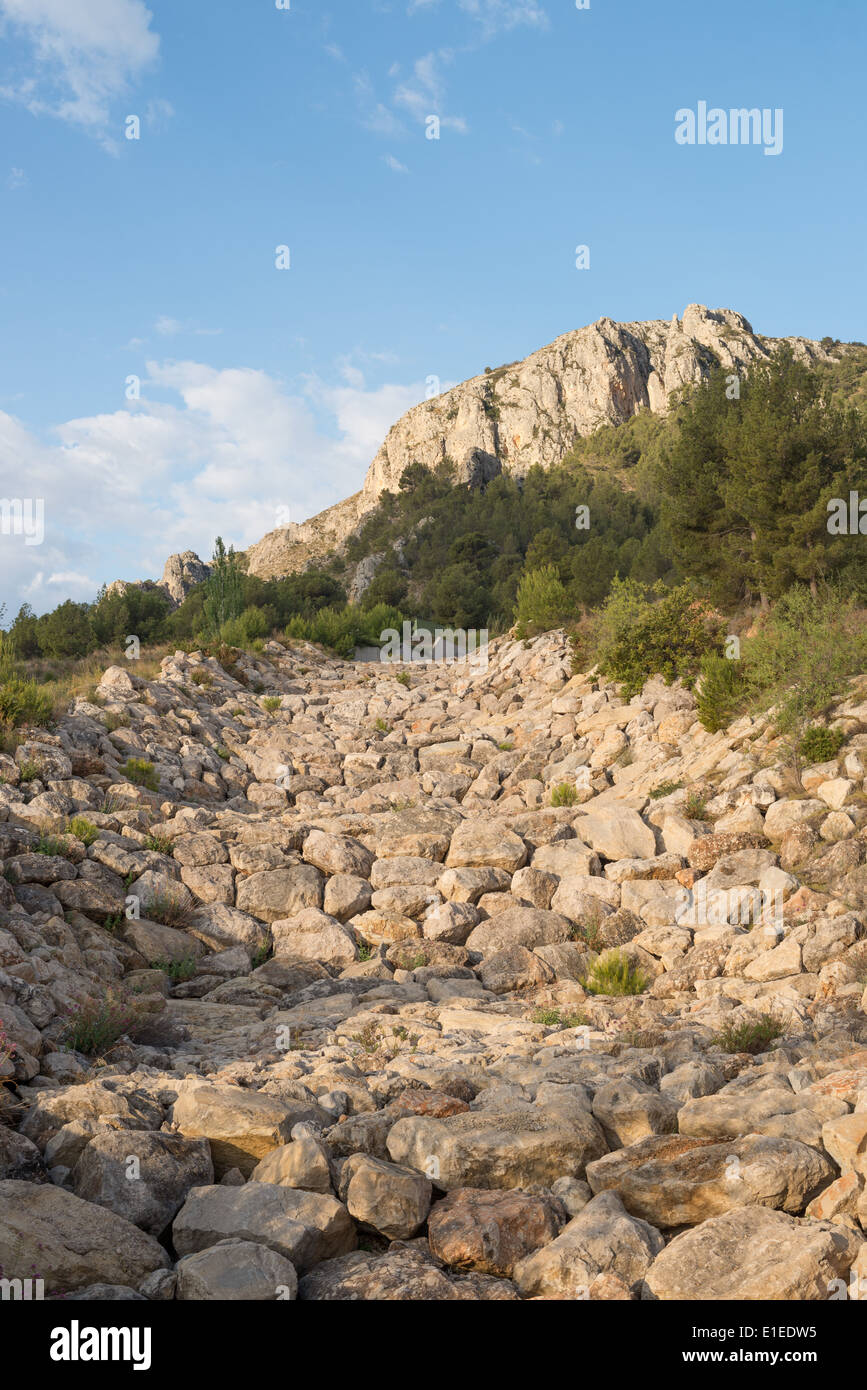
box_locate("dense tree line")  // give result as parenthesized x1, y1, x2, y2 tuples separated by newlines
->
(6, 346, 867, 660)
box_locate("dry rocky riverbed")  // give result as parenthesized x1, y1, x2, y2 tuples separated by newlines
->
(2, 631, 867, 1301)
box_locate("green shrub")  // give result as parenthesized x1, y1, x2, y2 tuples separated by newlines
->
(101, 711, 130, 732)
(220, 605, 270, 648)
(142, 888, 196, 930)
(0, 676, 53, 728)
(581, 950, 648, 996)
(514, 565, 569, 636)
(190, 667, 213, 687)
(550, 782, 579, 806)
(67, 816, 99, 846)
(34, 832, 72, 858)
(374, 717, 390, 733)
(262, 696, 282, 712)
(530, 1007, 590, 1029)
(17, 759, 43, 783)
(696, 653, 747, 733)
(594, 579, 724, 699)
(58, 988, 142, 1056)
(121, 757, 159, 791)
(684, 790, 709, 821)
(151, 956, 197, 984)
(798, 725, 846, 765)
(394, 671, 411, 687)
(711, 1012, 785, 1055)
(145, 830, 174, 855)
(743, 585, 867, 748)
(649, 780, 683, 799)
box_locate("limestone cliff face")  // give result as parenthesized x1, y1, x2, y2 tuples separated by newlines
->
(245, 304, 830, 581)
(106, 550, 211, 610)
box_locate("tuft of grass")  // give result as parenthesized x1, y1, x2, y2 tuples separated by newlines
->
(650, 780, 683, 800)
(251, 943, 273, 969)
(101, 712, 130, 733)
(121, 757, 159, 791)
(34, 831, 77, 859)
(17, 759, 43, 783)
(150, 955, 197, 983)
(530, 1006, 590, 1029)
(58, 988, 143, 1056)
(190, 668, 213, 687)
(145, 830, 174, 855)
(262, 696, 282, 713)
(357, 943, 374, 962)
(684, 790, 709, 821)
(711, 1013, 786, 1055)
(215, 745, 230, 760)
(498, 741, 514, 751)
(550, 782, 580, 807)
(142, 887, 197, 930)
(798, 725, 846, 765)
(0, 675, 54, 729)
(581, 949, 648, 997)
(394, 671, 411, 688)
(373, 717, 391, 733)
(67, 816, 99, 847)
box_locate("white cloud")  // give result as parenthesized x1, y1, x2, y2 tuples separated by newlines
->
(7, 165, 26, 189)
(457, 0, 548, 33)
(0, 361, 427, 613)
(408, 0, 548, 32)
(0, 0, 160, 147)
(383, 154, 409, 173)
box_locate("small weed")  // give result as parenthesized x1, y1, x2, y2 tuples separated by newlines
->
(215, 746, 230, 760)
(350, 1021, 381, 1054)
(34, 832, 75, 858)
(251, 943, 274, 969)
(262, 696, 282, 713)
(394, 672, 411, 688)
(581, 950, 648, 997)
(150, 956, 197, 984)
(374, 717, 391, 733)
(121, 758, 159, 792)
(101, 712, 130, 733)
(531, 1007, 591, 1029)
(498, 741, 514, 751)
(550, 782, 579, 807)
(684, 790, 709, 821)
(357, 944, 374, 962)
(190, 668, 213, 687)
(17, 759, 42, 783)
(67, 816, 99, 846)
(711, 1013, 786, 1055)
(145, 830, 174, 855)
(799, 726, 846, 765)
(57, 988, 142, 1056)
(650, 780, 683, 800)
(142, 888, 197, 930)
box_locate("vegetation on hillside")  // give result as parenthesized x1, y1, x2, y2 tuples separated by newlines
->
(3, 343, 867, 740)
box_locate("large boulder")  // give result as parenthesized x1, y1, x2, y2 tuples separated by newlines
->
(514, 1191, 664, 1299)
(642, 1207, 862, 1300)
(386, 1104, 607, 1190)
(428, 1187, 565, 1277)
(0, 1180, 170, 1294)
(572, 807, 656, 861)
(172, 1183, 356, 1273)
(168, 1083, 301, 1177)
(235, 865, 323, 924)
(586, 1133, 835, 1227)
(71, 1131, 214, 1235)
(175, 1239, 298, 1301)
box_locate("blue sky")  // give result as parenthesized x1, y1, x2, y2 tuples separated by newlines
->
(0, 0, 865, 614)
